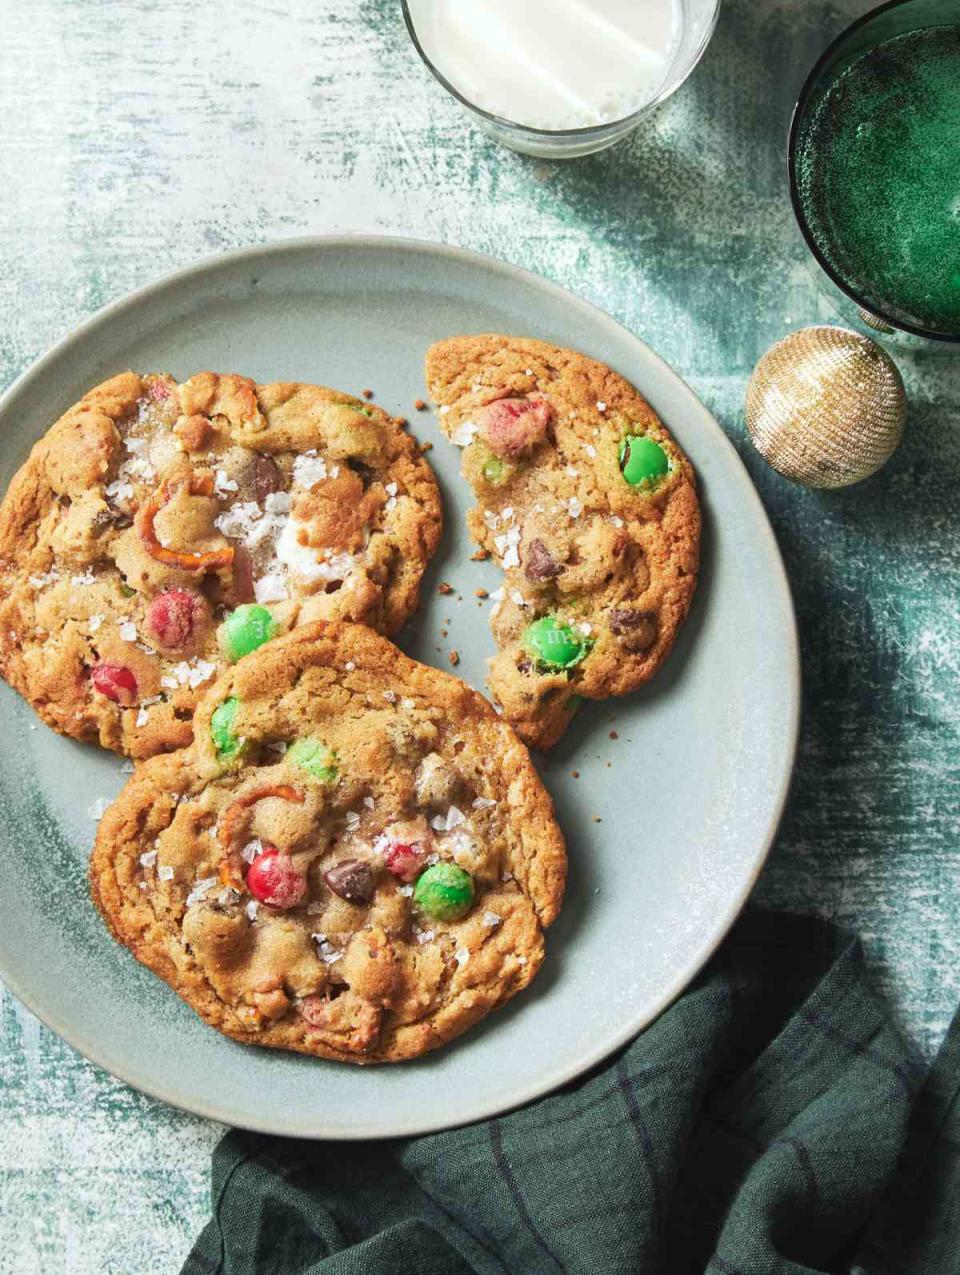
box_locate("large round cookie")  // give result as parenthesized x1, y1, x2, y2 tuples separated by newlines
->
(426, 335, 701, 748)
(90, 621, 566, 1064)
(0, 372, 441, 757)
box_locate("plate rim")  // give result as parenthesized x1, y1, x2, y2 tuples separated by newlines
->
(0, 233, 800, 1138)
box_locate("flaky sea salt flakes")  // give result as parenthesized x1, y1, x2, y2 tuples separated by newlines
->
(105, 479, 135, 504)
(293, 454, 328, 488)
(157, 864, 175, 882)
(482, 911, 502, 928)
(186, 876, 219, 908)
(88, 797, 110, 821)
(450, 419, 477, 446)
(472, 796, 496, 810)
(568, 496, 582, 519)
(88, 614, 104, 633)
(71, 571, 96, 585)
(217, 887, 240, 906)
(400, 697, 416, 711)
(254, 574, 288, 604)
(430, 806, 466, 834)
(510, 590, 527, 607)
(120, 759, 135, 774)
(163, 659, 215, 691)
(312, 934, 340, 964)
(345, 811, 361, 831)
(501, 506, 514, 520)
(490, 587, 504, 603)
(385, 482, 398, 497)
(344, 661, 356, 672)
(363, 795, 375, 809)
(415, 928, 435, 945)
(214, 470, 239, 495)
(214, 501, 262, 540)
(246, 900, 259, 921)
(28, 570, 59, 590)
(139, 849, 158, 869)
(382, 690, 397, 704)
(596, 400, 607, 412)
(501, 869, 514, 882)
(454, 947, 470, 967)
(241, 839, 263, 864)
(439, 404, 451, 415)
(398, 884, 414, 897)
(425, 852, 440, 866)
(611, 515, 624, 529)
(119, 620, 138, 642)
(516, 955, 527, 966)
(483, 509, 499, 528)
(135, 707, 150, 726)
(264, 491, 291, 514)
(579, 622, 593, 636)
(584, 444, 597, 458)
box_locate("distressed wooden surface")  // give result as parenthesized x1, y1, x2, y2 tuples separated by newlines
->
(1, 0, 958, 1269)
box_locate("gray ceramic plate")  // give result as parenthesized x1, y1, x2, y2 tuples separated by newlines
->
(0, 236, 798, 1138)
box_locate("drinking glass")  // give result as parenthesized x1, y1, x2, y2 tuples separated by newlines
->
(402, 0, 721, 159)
(788, 0, 960, 347)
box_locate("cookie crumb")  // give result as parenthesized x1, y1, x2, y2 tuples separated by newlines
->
(593, 816, 602, 823)
(438, 583, 453, 596)
(396, 416, 409, 427)
(449, 650, 460, 667)
(362, 388, 374, 399)
(571, 770, 580, 779)
(475, 588, 489, 599)
(414, 398, 427, 411)
(470, 549, 490, 561)
(420, 441, 433, 453)
(609, 730, 619, 740)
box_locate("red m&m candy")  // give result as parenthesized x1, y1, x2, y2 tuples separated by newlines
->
(144, 589, 204, 650)
(384, 841, 424, 883)
(246, 847, 307, 909)
(90, 662, 138, 706)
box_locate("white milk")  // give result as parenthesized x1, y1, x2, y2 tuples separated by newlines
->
(408, 0, 684, 130)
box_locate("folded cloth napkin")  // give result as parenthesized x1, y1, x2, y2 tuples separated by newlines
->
(182, 911, 957, 1275)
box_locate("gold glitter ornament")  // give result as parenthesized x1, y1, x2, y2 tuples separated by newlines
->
(745, 326, 906, 488)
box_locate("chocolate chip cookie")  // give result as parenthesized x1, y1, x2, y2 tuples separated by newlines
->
(426, 336, 701, 748)
(0, 372, 441, 757)
(90, 621, 566, 1064)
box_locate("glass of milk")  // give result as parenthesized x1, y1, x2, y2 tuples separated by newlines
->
(402, 0, 721, 158)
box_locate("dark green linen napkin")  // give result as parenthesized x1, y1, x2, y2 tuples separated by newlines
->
(182, 912, 931, 1275)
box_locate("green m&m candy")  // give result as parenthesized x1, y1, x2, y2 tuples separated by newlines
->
(211, 696, 245, 761)
(288, 737, 339, 783)
(523, 616, 591, 671)
(619, 435, 670, 488)
(414, 862, 475, 922)
(219, 604, 277, 663)
(483, 456, 507, 485)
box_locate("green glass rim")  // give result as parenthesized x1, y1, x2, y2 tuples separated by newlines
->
(400, 0, 722, 141)
(786, 0, 960, 345)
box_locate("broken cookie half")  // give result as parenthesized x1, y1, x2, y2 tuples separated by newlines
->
(426, 334, 700, 748)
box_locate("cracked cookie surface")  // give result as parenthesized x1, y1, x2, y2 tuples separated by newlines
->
(426, 335, 700, 748)
(0, 372, 441, 757)
(90, 621, 566, 1064)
